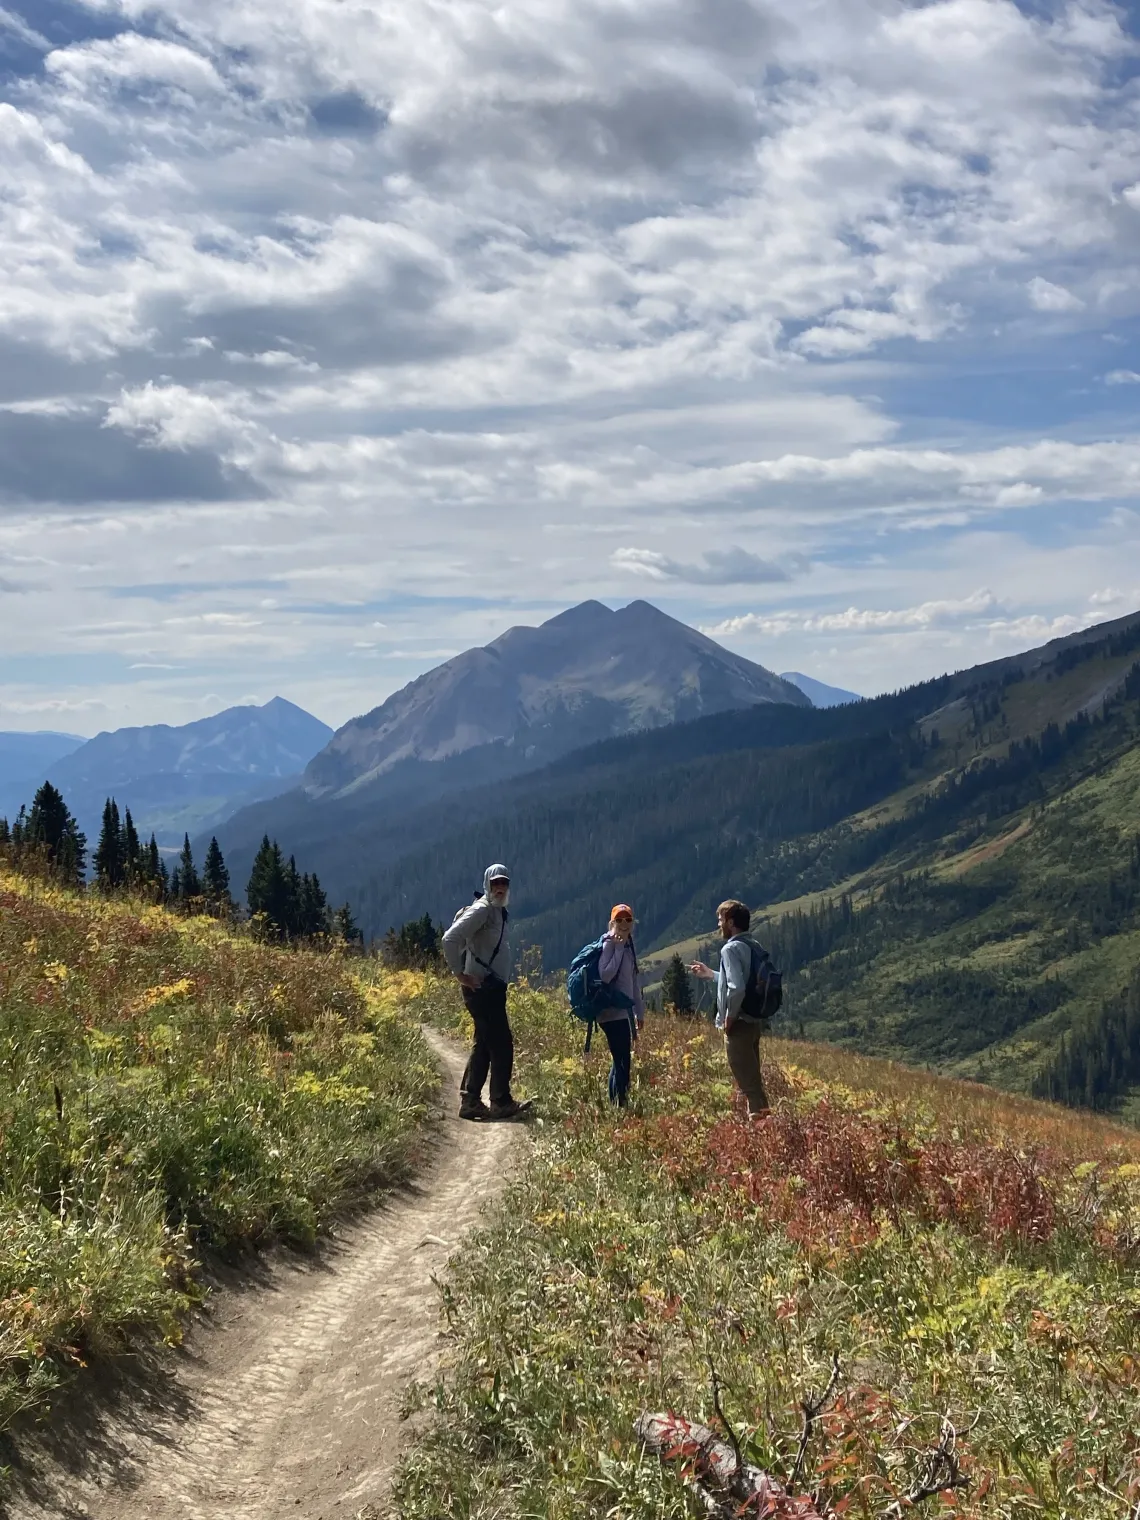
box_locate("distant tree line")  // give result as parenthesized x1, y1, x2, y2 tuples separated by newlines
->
(246, 835, 361, 947)
(1034, 964, 1140, 1112)
(380, 911, 441, 969)
(1052, 622, 1140, 676)
(90, 796, 234, 914)
(1, 782, 361, 950)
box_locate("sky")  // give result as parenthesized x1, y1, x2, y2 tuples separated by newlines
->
(2, 0, 1140, 735)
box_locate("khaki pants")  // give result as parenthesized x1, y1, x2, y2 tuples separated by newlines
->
(724, 1019, 768, 1114)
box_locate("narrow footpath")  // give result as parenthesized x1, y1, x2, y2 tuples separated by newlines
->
(4, 1033, 520, 1520)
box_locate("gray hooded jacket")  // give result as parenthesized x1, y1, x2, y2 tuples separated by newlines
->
(441, 863, 512, 984)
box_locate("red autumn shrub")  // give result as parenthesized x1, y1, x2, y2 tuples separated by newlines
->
(706, 1100, 1059, 1248)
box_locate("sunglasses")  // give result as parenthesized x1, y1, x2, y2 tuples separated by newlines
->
(614, 914, 633, 923)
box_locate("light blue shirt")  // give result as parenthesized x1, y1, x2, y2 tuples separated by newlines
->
(715, 934, 761, 1029)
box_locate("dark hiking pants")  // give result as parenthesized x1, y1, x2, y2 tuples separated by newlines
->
(724, 1018, 769, 1114)
(460, 977, 514, 1107)
(599, 1016, 633, 1106)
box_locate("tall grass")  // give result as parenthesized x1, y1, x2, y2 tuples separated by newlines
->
(398, 977, 1140, 1518)
(0, 868, 436, 1431)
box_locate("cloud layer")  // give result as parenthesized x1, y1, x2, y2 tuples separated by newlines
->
(2, 0, 1140, 728)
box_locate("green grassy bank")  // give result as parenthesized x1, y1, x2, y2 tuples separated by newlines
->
(0, 867, 436, 1433)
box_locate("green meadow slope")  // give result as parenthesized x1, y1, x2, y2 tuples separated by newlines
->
(639, 618, 1140, 1109)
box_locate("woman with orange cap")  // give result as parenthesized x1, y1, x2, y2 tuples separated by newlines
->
(596, 904, 646, 1106)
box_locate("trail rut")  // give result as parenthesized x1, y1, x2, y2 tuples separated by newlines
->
(4, 1031, 520, 1520)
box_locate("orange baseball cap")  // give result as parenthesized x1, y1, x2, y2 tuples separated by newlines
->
(610, 903, 634, 920)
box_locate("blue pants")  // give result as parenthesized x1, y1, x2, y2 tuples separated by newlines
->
(600, 1016, 633, 1105)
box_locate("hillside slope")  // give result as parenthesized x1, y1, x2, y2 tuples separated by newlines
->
(627, 617, 1140, 1104)
(0, 865, 434, 1438)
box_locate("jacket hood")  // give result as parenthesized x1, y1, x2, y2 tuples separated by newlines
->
(484, 863, 510, 893)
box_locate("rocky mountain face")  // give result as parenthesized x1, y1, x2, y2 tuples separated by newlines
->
(27, 698, 332, 848)
(306, 600, 807, 799)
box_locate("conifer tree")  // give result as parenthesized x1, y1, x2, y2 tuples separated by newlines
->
(246, 836, 338, 944)
(94, 798, 125, 890)
(0, 817, 9, 847)
(122, 808, 141, 883)
(177, 834, 200, 901)
(24, 783, 86, 885)
(661, 952, 694, 1017)
(144, 834, 168, 901)
(247, 835, 289, 939)
(202, 837, 231, 913)
(332, 901, 363, 947)
(285, 855, 302, 933)
(299, 871, 329, 938)
(381, 912, 439, 968)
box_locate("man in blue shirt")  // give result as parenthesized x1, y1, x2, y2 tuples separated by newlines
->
(690, 898, 771, 1117)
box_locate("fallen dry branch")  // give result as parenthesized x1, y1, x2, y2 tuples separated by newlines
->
(881, 1417, 970, 1518)
(635, 1411, 827, 1520)
(790, 1352, 842, 1492)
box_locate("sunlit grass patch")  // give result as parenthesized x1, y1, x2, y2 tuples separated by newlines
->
(0, 868, 436, 1432)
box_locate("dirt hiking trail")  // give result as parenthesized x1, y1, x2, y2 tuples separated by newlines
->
(3, 1032, 522, 1520)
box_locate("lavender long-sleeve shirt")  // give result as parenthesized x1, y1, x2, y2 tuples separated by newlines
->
(597, 933, 646, 1024)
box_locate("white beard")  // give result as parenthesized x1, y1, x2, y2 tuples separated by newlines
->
(491, 889, 510, 908)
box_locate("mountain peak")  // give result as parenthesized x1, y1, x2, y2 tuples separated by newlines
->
(260, 695, 326, 723)
(619, 599, 674, 620)
(305, 599, 808, 797)
(540, 600, 614, 628)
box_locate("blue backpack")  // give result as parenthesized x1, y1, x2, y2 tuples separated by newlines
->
(566, 935, 636, 1051)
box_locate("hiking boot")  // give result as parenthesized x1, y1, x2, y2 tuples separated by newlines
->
(458, 1099, 491, 1122)
(749, 1107, 773, 1122)
(488, 1098, 533, 1121)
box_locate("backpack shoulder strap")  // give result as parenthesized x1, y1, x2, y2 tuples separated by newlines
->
(470, 908, 508, 973)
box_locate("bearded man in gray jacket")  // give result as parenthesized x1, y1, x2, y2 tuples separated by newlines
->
(441, 863, 531, 1122)
(690, 898, 771, 1117)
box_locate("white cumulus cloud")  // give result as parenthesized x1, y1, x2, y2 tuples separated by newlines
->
(1027, 276, 1085, 312)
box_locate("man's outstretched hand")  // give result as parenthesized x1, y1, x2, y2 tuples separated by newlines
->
(689, 962, 716, 982)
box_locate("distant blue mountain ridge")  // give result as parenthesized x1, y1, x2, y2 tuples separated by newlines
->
(0, 731, 86, 816)
(1, 698, 332, 850)
(780, 671, 862, 708)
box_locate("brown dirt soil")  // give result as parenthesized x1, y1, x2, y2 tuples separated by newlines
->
(1, 1032, 522, 1520)
(943, 816, 1032, 876)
